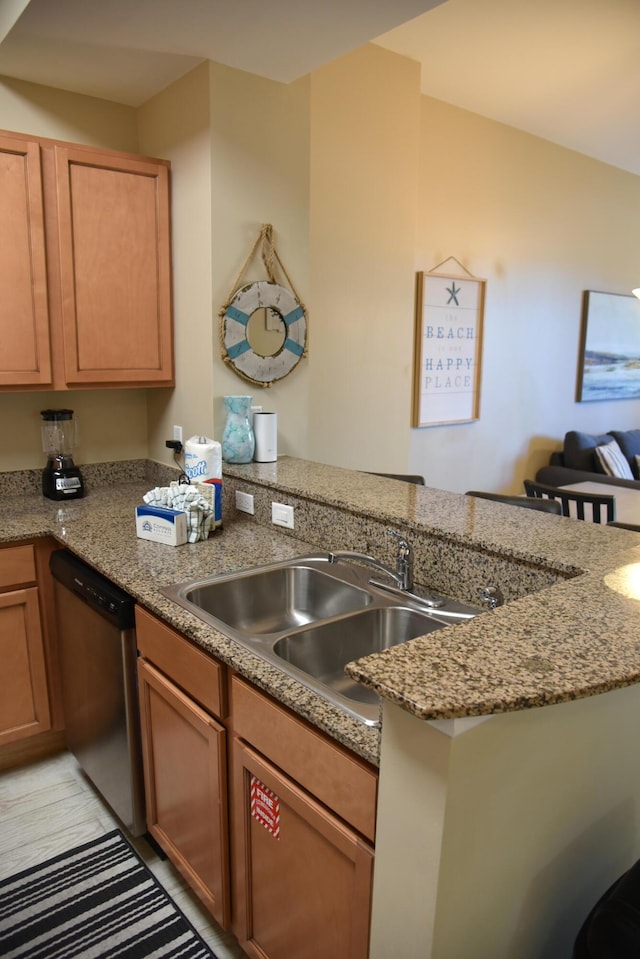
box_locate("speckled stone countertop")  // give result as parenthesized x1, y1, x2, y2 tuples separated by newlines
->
(223, 458, 640, 727)
(4, 456, 640, 766)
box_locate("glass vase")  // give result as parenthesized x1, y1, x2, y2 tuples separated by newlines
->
(222, 395, 255, 464)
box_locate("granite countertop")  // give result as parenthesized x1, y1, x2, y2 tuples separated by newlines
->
(4, 457, 640, 766)
(1, 474, 382, 764)
(223, 458, 640, 729)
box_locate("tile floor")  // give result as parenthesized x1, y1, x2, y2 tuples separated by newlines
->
(0, 750, 247, 959)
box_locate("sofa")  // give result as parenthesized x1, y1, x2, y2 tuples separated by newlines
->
(536, 430, 640, 491)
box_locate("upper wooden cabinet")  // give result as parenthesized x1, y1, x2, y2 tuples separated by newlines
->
(0, 130, 173, 390)
(0, 134, 52, 387)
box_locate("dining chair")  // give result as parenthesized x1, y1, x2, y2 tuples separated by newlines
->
(523, 479, 615, 523)
(465, 490, 563, 515)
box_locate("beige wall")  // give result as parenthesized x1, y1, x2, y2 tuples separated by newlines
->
(0, 75, 138, 149)
(372, 685, 640, 958)
(411, 96, 640, 492)
(2, 46, 640, 489)
(208, 62, 310, 457)
(308, 45, 420, 472)
(137, 63, 213, 466)
(138, 61, 311, 464)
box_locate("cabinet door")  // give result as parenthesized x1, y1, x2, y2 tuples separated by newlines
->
(232, 738, 373, 959)
(0, 134, 52, 386)
(138, 658, 230, 928)
(55, 146, 173, 386)
(0, 587, 51, 744)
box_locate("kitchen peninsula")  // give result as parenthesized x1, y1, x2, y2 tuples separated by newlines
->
(3, 456, 640, 959)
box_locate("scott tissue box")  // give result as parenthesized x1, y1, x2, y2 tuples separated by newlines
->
(135, 505, 188, 546)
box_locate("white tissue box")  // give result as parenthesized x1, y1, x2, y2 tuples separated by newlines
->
(136, 505, 188, 546)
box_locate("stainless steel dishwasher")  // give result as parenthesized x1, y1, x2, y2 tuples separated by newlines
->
(50, 549, 146, 837)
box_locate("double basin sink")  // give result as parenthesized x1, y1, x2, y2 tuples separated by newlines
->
(163, 555, 480, 726)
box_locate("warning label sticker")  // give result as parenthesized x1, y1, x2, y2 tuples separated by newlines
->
(250, 775, 281, 839)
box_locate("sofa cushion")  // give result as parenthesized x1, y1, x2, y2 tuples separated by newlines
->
(595, 440, 635, 479)
(609, 430, 640, 479)
(564, 431, 613, 474)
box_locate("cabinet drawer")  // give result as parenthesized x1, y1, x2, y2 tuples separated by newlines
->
(135, 607, 225, 719)
(0, 545, 36, 590)
(231, 675, 377, 841)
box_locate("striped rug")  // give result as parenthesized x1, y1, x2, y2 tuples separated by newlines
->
(0, 829, 217, 959)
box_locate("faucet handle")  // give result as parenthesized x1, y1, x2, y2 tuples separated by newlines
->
(478, 585, 504, 610)
(386, 528, 413, 590)
(386, 528, 411, 554)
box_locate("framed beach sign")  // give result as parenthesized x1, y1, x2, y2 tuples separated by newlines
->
(412, 260, 485, 427)
(577, 291, 640, 402)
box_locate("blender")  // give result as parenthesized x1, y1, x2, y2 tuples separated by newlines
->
(41, 409, 85, 500)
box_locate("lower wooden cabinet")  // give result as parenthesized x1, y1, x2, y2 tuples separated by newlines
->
(0, 543, 52, 746)
(0, 585, 50, 744)
(136, 608, 230, 929)
(231, 738, 374, 959)
(138, 660, 230, 927)
(230, 675, 376, 959)
(135, 608, 378, 956)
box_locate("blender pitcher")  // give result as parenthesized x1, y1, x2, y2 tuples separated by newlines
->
(41, 409, 85, 500)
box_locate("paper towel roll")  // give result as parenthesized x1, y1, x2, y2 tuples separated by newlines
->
(253, 413, 277, 462)
(184, 436, 222, 483)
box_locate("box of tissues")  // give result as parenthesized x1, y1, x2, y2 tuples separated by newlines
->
(138, 482, 216, 544)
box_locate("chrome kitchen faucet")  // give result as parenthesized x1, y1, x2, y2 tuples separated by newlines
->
(328, 527, 414, 592)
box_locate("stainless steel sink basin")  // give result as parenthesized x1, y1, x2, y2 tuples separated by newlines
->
(163, 554, 480, 727)
(178, 562, 371, 637)
(273, 606, 444, 706)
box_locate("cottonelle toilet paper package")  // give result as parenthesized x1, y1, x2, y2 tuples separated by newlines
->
(184, 436, 222, 527)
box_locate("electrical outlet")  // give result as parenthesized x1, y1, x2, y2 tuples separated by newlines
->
(272, 502, 294, 529)
(173, 424, 183, 444)
(235, 490, 255, 514)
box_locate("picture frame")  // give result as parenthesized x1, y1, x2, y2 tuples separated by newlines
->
(412, 262, 485, 427)
(577, 291, 640, 402)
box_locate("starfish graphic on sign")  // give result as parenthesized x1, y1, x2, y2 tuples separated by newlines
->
(446, 282, 461, 305)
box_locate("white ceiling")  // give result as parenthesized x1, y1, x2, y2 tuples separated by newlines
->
(375, 0, 640, 176)
(0, 0, 444, 103)
(0, 0, 638, 176)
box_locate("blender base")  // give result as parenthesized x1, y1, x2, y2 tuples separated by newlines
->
(42, 458, 85, 500)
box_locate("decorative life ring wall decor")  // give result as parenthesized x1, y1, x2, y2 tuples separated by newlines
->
(221, 280, 306, 387)
(219, 224, 308, 388)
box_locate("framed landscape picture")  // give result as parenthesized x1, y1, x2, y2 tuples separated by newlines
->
(577, 291, 640, 402)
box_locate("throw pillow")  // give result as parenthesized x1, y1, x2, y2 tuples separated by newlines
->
(609, 430, 640, 479)
(595, 439, 634, 479)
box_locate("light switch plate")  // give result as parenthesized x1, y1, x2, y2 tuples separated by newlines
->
(235, 490, 255, 514)
(272, 502, 294, 529)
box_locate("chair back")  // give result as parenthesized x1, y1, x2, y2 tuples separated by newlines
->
(523, 479, 615, 523)
(466, 491, 562, 515)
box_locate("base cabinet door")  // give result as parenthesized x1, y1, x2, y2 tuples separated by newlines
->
(232, 738, 374, 959)
(138, 658, 230, 928)
(0, 586, 51, 745)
